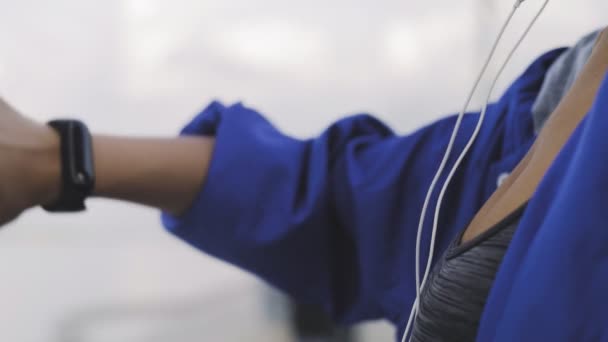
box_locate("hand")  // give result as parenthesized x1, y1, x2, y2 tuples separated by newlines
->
(0, 98, 60, 226)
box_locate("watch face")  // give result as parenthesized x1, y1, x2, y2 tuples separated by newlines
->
(68, 121, 95, 190)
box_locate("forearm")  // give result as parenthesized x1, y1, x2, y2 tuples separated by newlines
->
(37, 132, 215, 216)
(93, 135, 215, 216)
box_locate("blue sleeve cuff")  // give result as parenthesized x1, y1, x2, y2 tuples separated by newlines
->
(160, 100, 227, 233)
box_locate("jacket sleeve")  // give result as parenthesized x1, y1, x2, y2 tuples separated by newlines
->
(161, 101, 480, 324)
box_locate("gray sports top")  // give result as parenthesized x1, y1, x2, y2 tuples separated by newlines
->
(410, 204, 527, 342)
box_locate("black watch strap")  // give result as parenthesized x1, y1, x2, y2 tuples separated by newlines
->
(42, 120, 95, 212)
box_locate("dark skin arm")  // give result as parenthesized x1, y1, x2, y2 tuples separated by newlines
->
(0, 99, 215, 225)
(91, 135, 215, 216)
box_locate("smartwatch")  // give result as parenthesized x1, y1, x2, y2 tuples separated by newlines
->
(42, 120, 95, 212)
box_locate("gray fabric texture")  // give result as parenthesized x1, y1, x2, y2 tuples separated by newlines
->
(410, 205, 527, 342)
(531, 30, 601, 132)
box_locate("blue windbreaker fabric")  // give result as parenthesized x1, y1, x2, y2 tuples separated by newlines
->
(162, 47, 608, 341)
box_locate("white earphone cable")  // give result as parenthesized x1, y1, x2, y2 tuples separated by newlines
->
(402, 1, 550, 341)
(410, 2, 519, 332)
(412, 3, 519, 308)
(422, 0, 551, 299)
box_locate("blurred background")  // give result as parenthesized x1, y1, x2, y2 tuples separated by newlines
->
(0, 0, 605, 341)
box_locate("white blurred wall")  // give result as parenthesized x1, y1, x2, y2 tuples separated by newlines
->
(0, 0, 605, 341)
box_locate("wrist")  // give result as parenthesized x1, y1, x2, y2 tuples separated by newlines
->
(27, 125, 62, 208)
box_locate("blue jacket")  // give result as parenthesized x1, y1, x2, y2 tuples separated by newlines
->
(161, 48, 608, 341)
